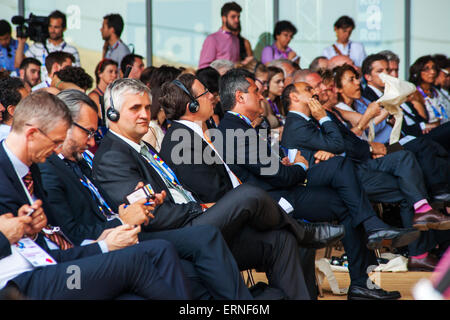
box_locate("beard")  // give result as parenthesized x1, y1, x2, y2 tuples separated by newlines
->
(225, 20, 239, 32)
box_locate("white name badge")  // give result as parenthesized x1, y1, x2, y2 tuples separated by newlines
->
(278, 197, 294, 214)
(14, 238, 57, 267)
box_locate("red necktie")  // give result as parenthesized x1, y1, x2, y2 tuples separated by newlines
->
(22, 171, 34, 196)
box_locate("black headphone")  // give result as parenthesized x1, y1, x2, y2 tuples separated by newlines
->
(106, 81, 120, 122)
(172, 80, 200, 113)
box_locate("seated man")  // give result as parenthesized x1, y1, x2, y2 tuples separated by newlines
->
(0, 92, 191, 300)
(158, 72, 410, 300)
(298, 71, 450, 270)
(34, 89, 252, 300)
(0, 205, 190, 300)
(91, 78, 344, 300)
(31, 51, 74, 92)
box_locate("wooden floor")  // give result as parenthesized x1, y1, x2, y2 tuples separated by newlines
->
(244, 248, 432, 300)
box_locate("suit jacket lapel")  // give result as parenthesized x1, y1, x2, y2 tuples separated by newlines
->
(0, 144, 30, 204)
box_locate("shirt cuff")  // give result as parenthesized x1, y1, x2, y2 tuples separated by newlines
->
(419, 122, 426, 130)
(97, 240, 109, 253)
(294, 162, 308, 171)
(319, 116, 332, 126)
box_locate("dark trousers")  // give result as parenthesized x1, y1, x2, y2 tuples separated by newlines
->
(189, 184, 311, 300)
(11, 240, 190, 300)
(403, 136, 449, 194)
(427, 121, 450, 151)
(140, 225, 252, 300)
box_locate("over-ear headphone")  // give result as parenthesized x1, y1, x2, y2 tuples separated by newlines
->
(106, 81, 120, 122)
(172, 80, 200, 113)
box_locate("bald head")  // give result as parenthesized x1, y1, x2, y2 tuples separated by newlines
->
(328, 55, 354, 70)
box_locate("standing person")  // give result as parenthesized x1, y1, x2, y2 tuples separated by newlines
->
(18, 58, 41, 91)
(89, 59, 118, 116)
(0, 19, 28, 74)
(322, 16, 366, 68)
(101, 14, 130, 69)
(198, 2, 244, 69)
(261, 20, 300, 65)
(15, 11, 80, 82)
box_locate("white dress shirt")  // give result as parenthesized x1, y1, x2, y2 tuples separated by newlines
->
(322, 41, 367, 67)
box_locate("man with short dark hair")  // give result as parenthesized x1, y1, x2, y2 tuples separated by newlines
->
(19, 57, 41, 90)
(120, 54, 145, 79)
(198, 2, 243, 69)
(0, 77, 30, 140)
(0, 19, 28, 74)
(15, 10, 80, 83)
(101, 14, 131, 68)
(32, 51, 74, 91)
(322, 15, 366, 67)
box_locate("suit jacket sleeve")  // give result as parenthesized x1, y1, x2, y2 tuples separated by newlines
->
(38, 162, 122, 244)
(93, 145, 202, 231)
(0, 232, 11, 260)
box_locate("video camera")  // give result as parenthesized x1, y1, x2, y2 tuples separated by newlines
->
(11, 13, 49, 44)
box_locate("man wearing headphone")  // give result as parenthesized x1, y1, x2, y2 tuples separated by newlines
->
(92, 77, 345, 300)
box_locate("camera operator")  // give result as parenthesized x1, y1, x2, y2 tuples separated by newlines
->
(0, 19, 28, 74)
(14, 10, 80, 82)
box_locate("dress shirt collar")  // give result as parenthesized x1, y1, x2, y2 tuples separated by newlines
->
(368, 84, 383, 98)
(2, 140, 29, 179)
(289, 110, 310, 121)
(110, 130, 142, 153)
(174, 120, 204, 138)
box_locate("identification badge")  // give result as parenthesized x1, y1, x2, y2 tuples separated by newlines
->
(14, 238, 57, 267)
(126, 184, 155, 204)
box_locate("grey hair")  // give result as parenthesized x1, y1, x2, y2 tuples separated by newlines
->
(378, 50, 400, 64)
(57, 89, 99, 122)
(104, 78, 152, 127)
(309, 56, 328, 73)
(11, 91, 72, 134)
(293, 69, 312, 84)
(267, 58, 296, 77)
(210, 59, 235, 73)
(219, 68, 255, 111)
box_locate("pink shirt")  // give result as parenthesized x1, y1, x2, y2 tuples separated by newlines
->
(198, 29, 240, 69)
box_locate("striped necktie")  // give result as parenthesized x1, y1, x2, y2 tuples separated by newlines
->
(22, 171, 34, 196)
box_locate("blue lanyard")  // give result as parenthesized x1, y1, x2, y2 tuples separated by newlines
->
(417, 86, 448, 120)
(228, 111, 253, 127)
(82, 150, 94, 170)
(79, 175, 115, 218)
(144, 146, 183, 187)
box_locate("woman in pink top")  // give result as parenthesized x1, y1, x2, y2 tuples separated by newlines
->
(261, 20, 300, 65)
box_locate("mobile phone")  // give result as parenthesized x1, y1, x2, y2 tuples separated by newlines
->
(126, 184, 155, 205)
(26, 209, 35, 217)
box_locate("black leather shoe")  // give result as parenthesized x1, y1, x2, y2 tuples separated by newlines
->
(296, 221, 345, 249)
(347, 284, 401, 300)
(366, 227, 420, 250)
(432, 192, 450, 203)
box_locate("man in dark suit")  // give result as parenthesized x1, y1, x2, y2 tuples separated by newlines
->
(298, 72, 450, 271)
(360, 54, 450, 202)
(92, 78, 347, 300)
(36, 90, 253, 300)
(0, 91, 191, 300)
(217, 69, 424, 299)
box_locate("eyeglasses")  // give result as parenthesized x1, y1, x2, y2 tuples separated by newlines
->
(25, 123, 64, 150)
(194, 88, 209, 100)
(73, 122, 96, 139)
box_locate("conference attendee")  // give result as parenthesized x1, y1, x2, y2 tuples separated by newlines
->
(409, 56, 449, 125)
(0, 77, 30, 140)
(363, 53, 450, 151)
(334, 63, 450, 203)
(0, 19, 28, 74)
(16, 10, 80, 82)
(92, 78, 345, 300)
(261, 20, 300, 65)
(266, 66, 286, 128)
(196, 67, 223, 125)
(53, 66, 93, 92)
(31, 51, 74, 91)
(89, 59, 119, 115)
(120, 54, 145, 79)
(322, 16, 366, 68)
(0, 206, 193, 300)
(309, 56, 329, 74)
(235, 22, 253, 66)
(18, 57, 41, 91)
(0, 91, 192, 300)
(281, 79, 450, 271)
(327, 54, 358, 72)
(198, 2, 243, 69)
(36, 90, 252, 300)
(267, 58, 298, 86)
(101, 14, 131, 68)
(157, 73, 343, 299)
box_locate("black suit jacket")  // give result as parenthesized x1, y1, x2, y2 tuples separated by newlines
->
(362, 86, 426, 137)
(159, 121, 234, 203)
(38, 154, 122, 245)
(0, 143, 102, 266)
(281, 112, 345, 165)
(92, 131, 203, 231)
(217, 112, 306, 204)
